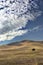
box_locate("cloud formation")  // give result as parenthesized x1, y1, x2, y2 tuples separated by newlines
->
(0, 0, 42, 41)
(0, 30, 28, 41)
(28, 26, 41, 32)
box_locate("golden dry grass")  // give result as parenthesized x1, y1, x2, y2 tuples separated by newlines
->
(0, 41, 43, 65)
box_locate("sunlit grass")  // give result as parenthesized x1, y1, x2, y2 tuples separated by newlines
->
(0, 41, 43, 65)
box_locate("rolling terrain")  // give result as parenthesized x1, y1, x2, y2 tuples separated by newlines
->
(0, 40, 43, 65)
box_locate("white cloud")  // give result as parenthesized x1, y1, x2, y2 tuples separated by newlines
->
(28, 26, 41, 32)
(0, 0, 42, 41)
(0, 30, 28, 41)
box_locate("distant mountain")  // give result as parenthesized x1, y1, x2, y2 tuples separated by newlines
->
(7, 40, 43, 46)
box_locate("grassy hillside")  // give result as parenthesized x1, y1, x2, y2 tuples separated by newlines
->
(0, 41, 43, 65)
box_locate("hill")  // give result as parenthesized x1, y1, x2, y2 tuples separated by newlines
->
(0, 40, 43, 65)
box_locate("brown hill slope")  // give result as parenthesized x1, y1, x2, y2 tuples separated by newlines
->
(0, 40, 43, 65)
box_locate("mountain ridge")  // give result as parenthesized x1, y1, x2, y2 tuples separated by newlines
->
(7, 40, 43, 46)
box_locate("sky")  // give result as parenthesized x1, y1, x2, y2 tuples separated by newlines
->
(0, 0, 43, 45)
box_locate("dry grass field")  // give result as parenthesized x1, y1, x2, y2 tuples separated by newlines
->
(0, 40, 43, 65)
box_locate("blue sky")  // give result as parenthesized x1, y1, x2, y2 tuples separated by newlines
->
(0, 0, 43, 45)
